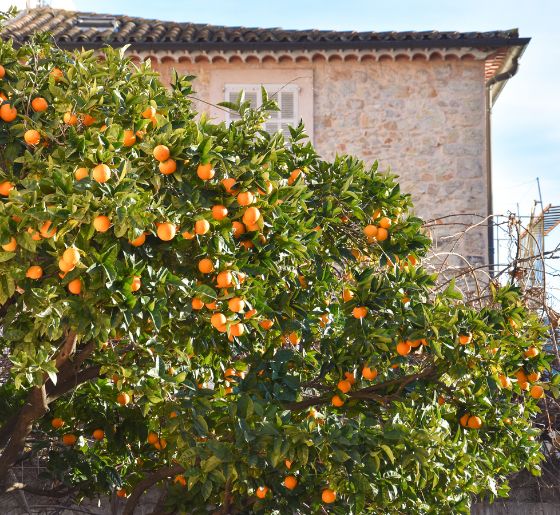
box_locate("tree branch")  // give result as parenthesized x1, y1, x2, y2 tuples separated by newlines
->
(285, 367, 436, 411)
(0, 385, 48, 481)
(122, 464, 185, 515)
(46, 365, 101, 403)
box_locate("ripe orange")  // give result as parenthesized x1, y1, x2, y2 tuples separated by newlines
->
(159, 158, 177, 175)
(0, 103, 17, 122)
(24, 129, 40, 146)
(230, 322, 245, 337)
(92, 164, 111, 183)
(228, 297, 245, 313)
(59, 258, 75, 272)
(224, 368, 236, 380)
(515, 369, 528, 383)
(50, 67, 64, 81)
(287, 332, 300, 346)
(245, 308, 257, 319)
(62, 433, 77, 446)
(363, 225, 378, 237)
(467, 416, 482, 429)
(232, 221, 246, 238)
(2, 237, 17, 252)
(260, 319, 274, 330)
(116, 488, 127, 498)
(0, 181, 14, 196)
(222, 177, 237, 193)
(352, 306, 368, 319)
(375, 227, 389, 241)
(142, 106, 156, 119)
(332, 395, 345, 407)
(68, 278, 82, 295)
(224, 386, 234, 395)
(205, 301, 218, 310)
(379, 217, 392, 229)
(528, 371, 541, 382)
(192, 298, 204, 310)
(130, 233, 146, 247)
(342, 289, 354, 302)
(153, 144, 170, 162)
(287, 168, 302, 185)
(0, 65, 4, 78)
(40, 221, 56, 238)
(216, 271, 233, 288)
(458, 334, 472, 345)
(182, 230, 195, 240)
(256, 486, 269, 499)
(212, 205, 228, 220)
(519, 381, 530, 391)
(237, 191, 255, 206)
(243, 207, 261, 226)
(131, 276, 141, 292)
(147, 431, 159, 444)
(240, 240, 254, 249)
(81, 114, 95, 126)
(530, 385, 544, 399)
(197, 163, 215, 180)
(174, 475, 187, 487)
(459, 414, 470, 427)
(396, 341, 411, 356)
(498, 375, 511, 388)
(92, 429, 105, 441)
(26, 265, 43, 280)
(362, 366, 377, 381)
(322, 489, 336, 504)
(285, 459, 292, 469)
(195, 219, 210, 235)
(27, 227, 41, 241)
(51, 417, 64, 429)
(74, 167, 89, 181)
(62, 247, 81, 266)
(198, 258, 214, 274)
(337, 379, 351, 393)
(525, 346, 539, 358)
(63, 112, 77, 125)
(284, 476, 298, 490)
(344, 372, 356, 385)
(211, 313, 227, 329)
(93, 215, 111, 232)
(117, 392, 130, 406)
(157, 222, 176, 241)
(123, 129, 136, 146)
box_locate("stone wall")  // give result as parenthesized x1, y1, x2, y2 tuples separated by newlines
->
(151, 57, 489, 265)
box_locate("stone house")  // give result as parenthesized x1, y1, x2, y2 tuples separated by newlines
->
(3, 8, 530, 267)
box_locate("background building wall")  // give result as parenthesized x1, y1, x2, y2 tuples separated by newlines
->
(151, 57, 489, 265)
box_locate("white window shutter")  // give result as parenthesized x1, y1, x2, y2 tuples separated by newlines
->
(224, 83, 299, 141)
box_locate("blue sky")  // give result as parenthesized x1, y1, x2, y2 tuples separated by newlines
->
(2, 0, 559, 282)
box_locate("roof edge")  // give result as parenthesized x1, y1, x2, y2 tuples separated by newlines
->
(48, 37, 532, 53)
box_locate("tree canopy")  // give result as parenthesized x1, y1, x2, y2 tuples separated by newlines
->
(0, 28, 552, 514)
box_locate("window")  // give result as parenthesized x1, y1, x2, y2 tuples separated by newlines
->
(224, 84, 300, 141)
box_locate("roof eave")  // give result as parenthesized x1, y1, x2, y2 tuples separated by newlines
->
(488, 42, 530, 106)
(46, 36, 532, 53)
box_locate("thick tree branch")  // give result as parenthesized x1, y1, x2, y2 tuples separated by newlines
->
(46, 365, 101, 403)
(0, 385, 48, 481)
(122, 464, 185, 515)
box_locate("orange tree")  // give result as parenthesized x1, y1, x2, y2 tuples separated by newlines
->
(0, 29, 553, 515)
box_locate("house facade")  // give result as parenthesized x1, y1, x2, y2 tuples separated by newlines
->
(3, 8, 530, 267)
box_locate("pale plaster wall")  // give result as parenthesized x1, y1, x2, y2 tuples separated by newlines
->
(152, 58, 489, 264)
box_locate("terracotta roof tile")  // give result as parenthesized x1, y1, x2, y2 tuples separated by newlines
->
(2, 8, 529, 52)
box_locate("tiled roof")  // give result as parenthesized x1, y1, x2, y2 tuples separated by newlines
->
(2, 8, 529, 52)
